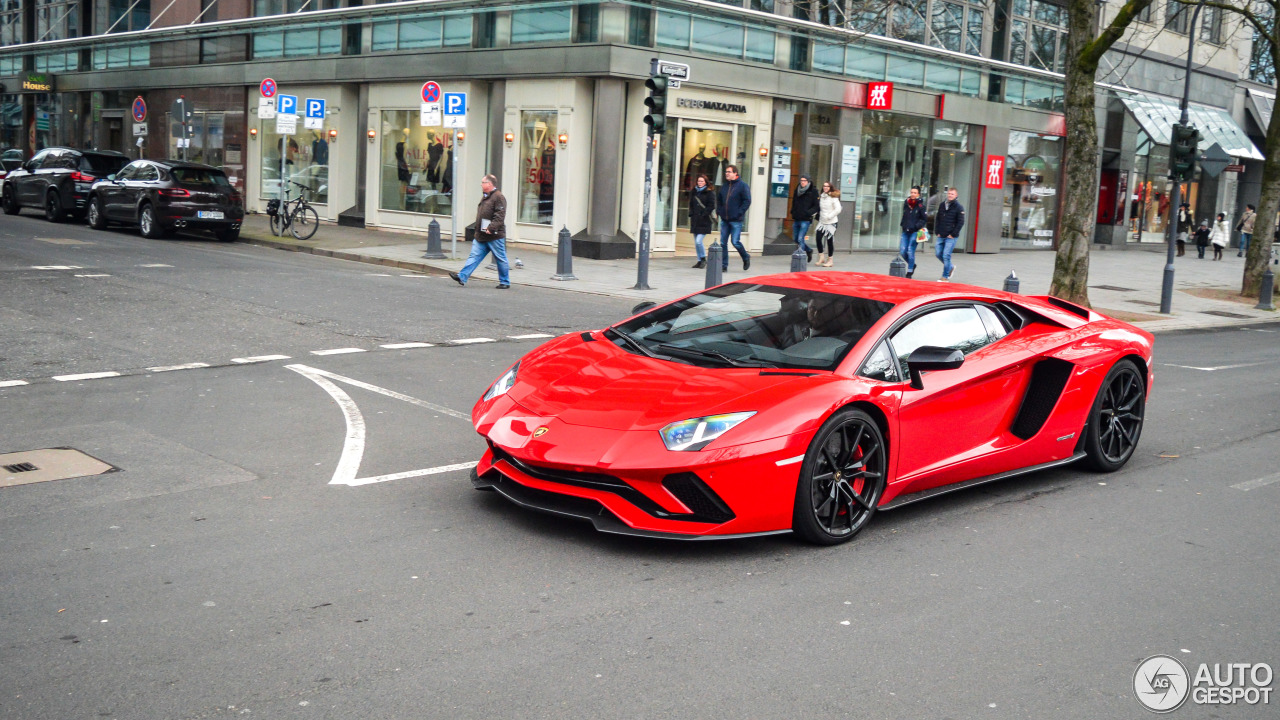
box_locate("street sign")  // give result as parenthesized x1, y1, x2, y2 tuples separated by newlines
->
(443, 92, 466, 128)
(1225, 164, 1246, 173)
(133, 122, 147, 137)
(304, 98, 325, 130)
(657, 60, 691, 82)
(258, 96, 276, 120)
(1199, 142, 1232, 178)
(276, 94, 298, 117)
(421, 81, 442, 103)
(420, 102, 441, 127)
(260, 78, 277, 98)
(131, 96, 147, 123)
(276, 114, 297, 135)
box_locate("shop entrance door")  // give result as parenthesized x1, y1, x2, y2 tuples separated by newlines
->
(927, 148, 975, 250)
(855, 114, 929, 250)
(675, 121, 736, 256)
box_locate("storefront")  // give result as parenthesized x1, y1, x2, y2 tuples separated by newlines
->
(1000, 130, 1062, 249)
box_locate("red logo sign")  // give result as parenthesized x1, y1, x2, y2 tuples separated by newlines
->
(984, 155, 1005, 189)
(422, 81, 442, 103)
(867, 82, 893, 110)
(260, 78, 277, 98)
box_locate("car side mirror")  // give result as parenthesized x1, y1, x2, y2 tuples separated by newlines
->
(106, 174, 115, 182)
(905, 345, 964, 390)
(631, 301, 657, 315)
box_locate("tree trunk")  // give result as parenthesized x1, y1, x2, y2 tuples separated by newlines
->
(1051, 0, 1102, 307)
(1243, 66, 1280, 298)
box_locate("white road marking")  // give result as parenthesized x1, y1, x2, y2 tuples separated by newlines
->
(366, 273, 392, 276)
(1162, 360, 1279, 372)
(286, 364, 468, 420)
(450, 338, 496, 345)
(344, 462, 479, 487)
(0, 380, 29, 388)
(74, 274, 111, 277)
(509, 333, 554, 339)
(138, 263, 173, 268)
(31, 265, 82, 270)
(1240, 327, 1276, 332)
(52, 371, 121, 382)
(399, 274, 431, 278)
(775, 454, 805, 467)
(311, 348, 367, 356)
(147, 362, 211, 372)
(1231, 473, 1280, 491)
(381, 342, 434, 349)
(231, 354, 292, 364)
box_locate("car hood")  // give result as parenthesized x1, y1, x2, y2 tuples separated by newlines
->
(507, 333, 815, 431)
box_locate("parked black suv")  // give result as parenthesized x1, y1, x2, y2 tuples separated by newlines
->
(2, 147, 130, 222)
(86, 159, 244, 241)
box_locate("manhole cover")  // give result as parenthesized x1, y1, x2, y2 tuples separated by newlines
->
(1091, 285, 1138, 292)
(1202, 310, 1254, 319)
(0, 448, 117, 488)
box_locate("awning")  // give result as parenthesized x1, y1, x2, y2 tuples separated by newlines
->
(1246, 90, 1274, 134)
(1119, 92, 1264, 161)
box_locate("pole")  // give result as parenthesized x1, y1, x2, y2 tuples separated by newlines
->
(450, 130, 459, 259)
(633, 57, 658, 291)
(1161, 0, 1206, 315)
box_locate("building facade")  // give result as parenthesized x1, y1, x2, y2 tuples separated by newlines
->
(0, 0, 1265, 258)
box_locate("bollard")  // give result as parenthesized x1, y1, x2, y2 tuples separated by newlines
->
(1003, 270, 1020, 294)
(423, 219, 446, 259)
(889, 256, 907, 277)
(551, 226, 577, 281)
(790, 244, 807, 272)
(705, 241, 724, 289)
(1257, 267, 1276, 311)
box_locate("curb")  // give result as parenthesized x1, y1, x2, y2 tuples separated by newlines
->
(238, 232, 450, 277)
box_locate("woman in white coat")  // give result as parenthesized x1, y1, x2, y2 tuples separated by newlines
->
(814, 182, 842, 267)
(1210, 212, 1230, 261)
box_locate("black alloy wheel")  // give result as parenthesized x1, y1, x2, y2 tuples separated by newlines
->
(1082, 359, 1146, 472)
(793, 408, 888, 545)
(87, 197, 107, 229)
(1, 187, 18, 215)
(45, 191, 64, 223)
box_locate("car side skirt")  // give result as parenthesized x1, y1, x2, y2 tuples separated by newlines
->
(880, 452, 1087, 510)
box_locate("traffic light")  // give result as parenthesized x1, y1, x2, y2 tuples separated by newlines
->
(1170, 123, 1200, 182)
(644, 75, 668, 134)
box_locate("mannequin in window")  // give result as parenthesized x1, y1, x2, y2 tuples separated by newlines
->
(426, 130, 444, 185)
(396, 133, 410, 211)
(312, 130, 328, 166)
(701, 145, 723, 184)
(684, 143, 707, 191)
(539, 138, 556, 221)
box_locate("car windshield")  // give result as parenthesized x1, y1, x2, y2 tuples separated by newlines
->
(612, 283, 894, 371)
(171, 167, 231, 187)
(80, 154, 127, 175)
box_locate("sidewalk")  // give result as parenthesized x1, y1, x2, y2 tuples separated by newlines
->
(238, 215, 1277, 333)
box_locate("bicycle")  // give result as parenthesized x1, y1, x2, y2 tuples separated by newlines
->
(268, 180, 321, 241)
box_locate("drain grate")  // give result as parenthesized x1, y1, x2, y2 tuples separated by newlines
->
(3, 462, 38, 473)
(1091, 285, 1138, 292)
(1, 448, 116, 488)
(1202, 310, 1254, 319)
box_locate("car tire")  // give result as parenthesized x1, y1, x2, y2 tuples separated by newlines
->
(792, 407, 887, 545)
(139, 204, 164, 239)
(1, 187, 18, 215)
(87, 197, 108, 229)
(216, 227, 240, 243)
(45, 191, 64, 223)
(1081, 359, 1146, 472)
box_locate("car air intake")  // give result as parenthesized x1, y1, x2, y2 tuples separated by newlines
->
(662, 473, 735, 524)
(1010, 357, 1074, 440)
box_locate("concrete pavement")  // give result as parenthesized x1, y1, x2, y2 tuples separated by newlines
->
(237, 215, 1278, 332)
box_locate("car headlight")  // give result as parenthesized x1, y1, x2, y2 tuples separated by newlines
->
(659, 412, 756, 452)
(482, 363, 519, 401)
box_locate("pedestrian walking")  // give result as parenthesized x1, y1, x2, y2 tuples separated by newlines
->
(717, 165, 752, 272)
(1236, 204, 1256, 257)
(898, 186, 928, 278)
(1211, 212, 1229, 260)
(688, 174, 717, 269)
(814, 182, 841, 267)
(1176, 202, 1192, 257)
(791, 175, 820, 264)
(1194, 218, 1211, 259)
(449, 174, 510, 289)
(933, 187, 965, 282)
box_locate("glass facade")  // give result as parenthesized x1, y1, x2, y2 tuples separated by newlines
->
(260, 118, 332, 204)
(379, 110, 455, 216)
(1001, 131, 1062, 248)
(518, 110, 557, 225)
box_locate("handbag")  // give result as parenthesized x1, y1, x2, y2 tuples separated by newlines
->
(915, 228, 929, 244)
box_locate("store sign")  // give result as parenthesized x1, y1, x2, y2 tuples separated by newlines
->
(984, 155, 1005, 189)
(676, 98, 747, 113)
(22, 74, 54, 92)
(867, 82, 893, 110)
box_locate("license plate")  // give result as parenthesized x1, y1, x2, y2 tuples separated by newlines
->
(198, 210, 224, 220)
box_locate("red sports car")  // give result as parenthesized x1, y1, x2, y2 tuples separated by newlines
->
(470, 273, 1153, 544)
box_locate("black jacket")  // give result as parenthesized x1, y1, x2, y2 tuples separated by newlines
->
(688, 186, 718, 234)
(933, 199, 966, 239)
(900, 198, 928, 233)
(791, 182, 820, 222)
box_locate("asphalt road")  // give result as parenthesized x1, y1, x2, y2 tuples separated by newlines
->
(1, 215, 1277, 719)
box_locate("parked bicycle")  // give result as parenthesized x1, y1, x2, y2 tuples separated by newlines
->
(267, 180, 320, 241)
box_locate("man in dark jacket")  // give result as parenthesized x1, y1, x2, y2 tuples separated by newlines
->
(717, 165, 752, 272)
(790, 175, 819, 262)
(450, 174, 510, 289)
(933, 187, 964, 281)
(899, 186, 928, 278)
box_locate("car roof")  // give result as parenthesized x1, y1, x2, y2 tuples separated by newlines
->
(41, 147, 128, 158)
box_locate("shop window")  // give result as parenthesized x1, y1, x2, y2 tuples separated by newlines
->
(519, 110, 558, 225)
(846, 46, 887, 79)
(812, 41, 844, 74)
(170, 111, 226, 170)
(260, 117, 332, 205)
(733, 124, 754, 232)
(655, 119, 678, 233)
(692, 17, 744, 58)
(1001, 131, 1061, 248)
(656, 10, 690, 49)
(378, 110, 455, 217)
(511, 7, 573, 44)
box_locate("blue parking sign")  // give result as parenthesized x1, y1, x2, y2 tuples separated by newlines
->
(443, 92, 466, 116)
(277, 94, 297, 116)
(305, 98, 325, 119)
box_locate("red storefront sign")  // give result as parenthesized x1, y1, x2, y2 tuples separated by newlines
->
(867, 82, 893, 110)
(984, 155, 1005, 189)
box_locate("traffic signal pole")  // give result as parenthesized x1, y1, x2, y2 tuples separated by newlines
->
(635, 58, 665, 291)
(1161, 0, 1207, 315)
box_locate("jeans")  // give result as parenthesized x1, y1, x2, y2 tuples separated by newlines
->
(935, 235, 957, 278)
(457, 237, 510, 285)
(792, 220, 811, 253)
(693, 233, 707, 260)
(1241, 232, 1252, 255)
(719, 220, 749, 269)
(898, 231, 918, 272)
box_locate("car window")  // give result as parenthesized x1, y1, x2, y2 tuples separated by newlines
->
(82, 154, 128, 176)
(888, 306, 991, 376)
(858, 342, 900, 383)
(135, 165, 160, 182)
(171, 167, 231, 187)
(38, 151, 65, 170)
(27, 149, 50, 169)
(975, 305, 1010, 342)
